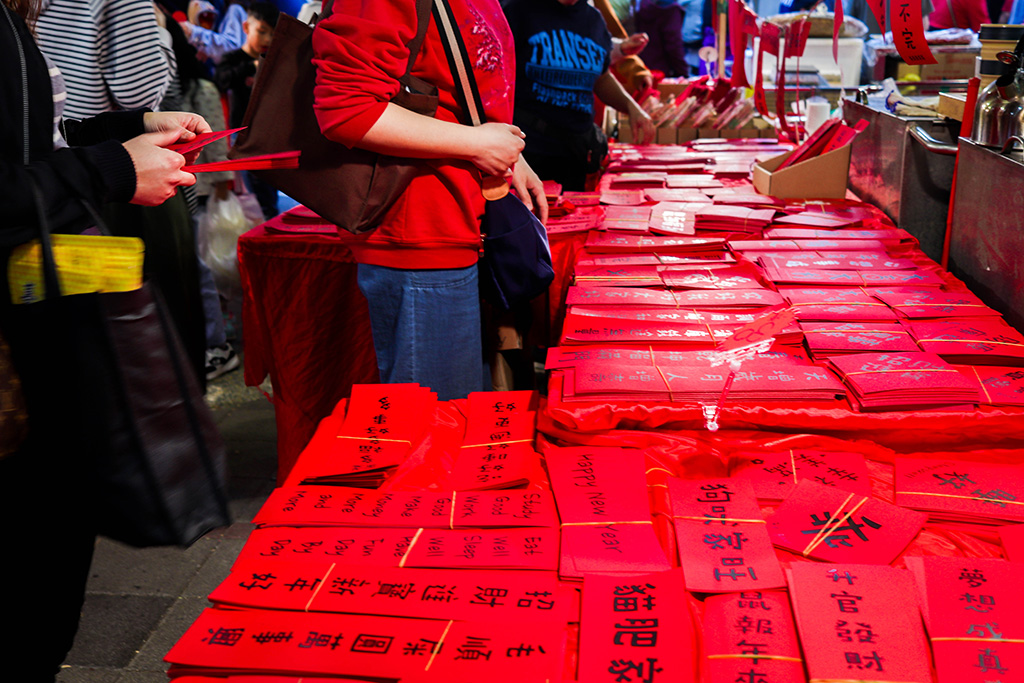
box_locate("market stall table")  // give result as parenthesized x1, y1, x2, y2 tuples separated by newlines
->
(238, 211, 377, 482)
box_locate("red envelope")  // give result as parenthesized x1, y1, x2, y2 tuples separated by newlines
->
(165, 608, 564, 681)
(579, 570, 697, 683)
(772, 212, 861, 229)
(801, 321, 920, 358)
(787, 562, 932, 683)
(167, 126, 245, 154)
(648, 202, 699, 235)
(600, 189, 649, 205)
(759, 253, 916, 271)
(729, 447, 872, 500)
(667, 478, 785, 592)
(211, 562, 572, 623)
(703, 590, 805, 683)
(826, 351, 981, 411)
(233, 526, 560, 571)
(765, 267, 944, 287)
(768, 480, 927, 564)
(894, 457, 1024, 523)
(585, 232, 728, 255)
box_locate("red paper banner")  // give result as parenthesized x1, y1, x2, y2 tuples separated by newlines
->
(233, 526, 560, 571)
(211, 562, 573, 624)
(165, 608, 563, 681)
(889, 0, 937, 65)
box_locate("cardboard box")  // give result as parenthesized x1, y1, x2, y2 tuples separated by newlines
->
(752, 144, 852, 199)
(894, 49, 978, 81)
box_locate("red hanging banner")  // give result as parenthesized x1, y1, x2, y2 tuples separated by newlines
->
(890, 0, 937, 64)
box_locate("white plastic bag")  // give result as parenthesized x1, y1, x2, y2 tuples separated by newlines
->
(197, 191, 255, 301)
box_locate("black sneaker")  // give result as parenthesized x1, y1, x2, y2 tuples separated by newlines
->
(205, 343, 240, 381)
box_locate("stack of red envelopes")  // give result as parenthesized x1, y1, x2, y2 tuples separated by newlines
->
(768, 480, 927, 564)
(906, 556, 1024, 683)
(730, 238, 890, 253)
(559, 310, 803, 348)
(545, 446, 670, 580)
(599, 188, 647, 205)
(234, 524, 561, 571)
(448, 390, 539, 491)
(894, 456, 1024, 524)
(825, 352, 981, 412)
(566, 285, 786, 310)
(703, 590, 804, 683)
(284, 384, 436, 488)
(602, 204, 652, 232)
(756, 252, 917, 272)
(771, 211, 862, 229)
(908, 318, 1024, 366)
(585, 232, 728, 255)
(780, 287, 900, 322)
(956, 364, 1024, 406)
(694, 205, 775, 234)
(868, 286, 1000, 319)
(555, 351, 845, 403)
(648, 201, 708, 235)
(787, 563, 933, 683)
(763, 227, 917, 247)
(607, 171, 667, 190)
(763, 266, 944, 287)
(800, 321, 920, 359)
(667, 478, 785, 592)
(660, 263, 766, 290)
(644, 187, 712, 203)
(729, 447, 872, 501)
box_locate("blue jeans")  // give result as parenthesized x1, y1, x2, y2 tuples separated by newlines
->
(357, 263, 486, 400)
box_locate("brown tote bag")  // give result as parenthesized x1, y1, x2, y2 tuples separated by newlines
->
(229, 0, 436, 234)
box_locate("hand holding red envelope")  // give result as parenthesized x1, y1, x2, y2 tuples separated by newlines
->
(183, 150, 300, 173)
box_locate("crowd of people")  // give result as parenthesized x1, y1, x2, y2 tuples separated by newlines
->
(1, 0, 1021, 679)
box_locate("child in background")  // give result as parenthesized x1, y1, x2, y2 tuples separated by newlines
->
(214, 1, 279, 219)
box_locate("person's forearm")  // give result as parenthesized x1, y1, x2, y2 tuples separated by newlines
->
(358, 103, 479, 160)
(594, 71, 642, 115)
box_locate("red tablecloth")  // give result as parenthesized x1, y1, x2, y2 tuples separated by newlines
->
(239, 218, 378, 482)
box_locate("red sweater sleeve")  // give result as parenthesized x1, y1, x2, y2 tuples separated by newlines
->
(312, 1, 419, 146)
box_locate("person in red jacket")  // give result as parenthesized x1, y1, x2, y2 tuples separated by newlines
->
(312, 0, 546, 400)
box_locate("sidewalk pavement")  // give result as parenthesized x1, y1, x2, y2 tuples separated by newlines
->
(56, 363, 278, 683)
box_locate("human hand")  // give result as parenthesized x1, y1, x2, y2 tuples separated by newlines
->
(510, 154, 548, 224)
(636, 73, 654, 95)
(629, 104, 656, 145)
(144, 111, 212, 163)
(469, 122, 526, 178)
(122, 130, 196, 206)
(621, 33, 649, 57)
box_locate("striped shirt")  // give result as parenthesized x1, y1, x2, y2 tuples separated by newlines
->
(35, 0, 174, 119)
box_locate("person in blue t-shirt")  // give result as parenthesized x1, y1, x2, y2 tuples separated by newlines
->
(503, 0, 655, 191)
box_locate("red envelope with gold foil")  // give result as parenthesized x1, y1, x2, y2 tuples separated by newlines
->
(766, 267, 944, 287)
(767, 480, 926, 564)
(703, 590, 805, 683)
(787, 563, 932, 683)
(233, 526, 560, 571)
(759, 253, 916, 271)
(906, 556, 1024, 683)
(211, 561, 572, 623)
(894, 457, 1024, 524)
(165, 608, 564, 681)
(573, 264, 665, 288)
(661, 264, 766, 290)
(764, 227, 917, 246)
(580, 569, 697, 683)
(667, 478, 785, 592)
(730, 448, 871, 501)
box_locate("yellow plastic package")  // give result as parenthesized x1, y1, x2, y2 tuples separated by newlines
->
(7, 235, 144, 304)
